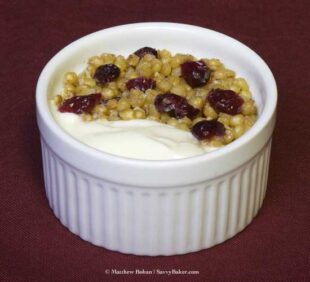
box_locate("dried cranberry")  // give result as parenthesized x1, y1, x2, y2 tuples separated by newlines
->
(93, 64, 120, 85)
(126, 77, 156, 92)
(134, 47, 158, 58)
(181, 60, 211, 88)
(191, 120, 225, 141)
(208, 89, 244, 115)
(154, 93, 200, 119)
(58, 93, 101, 114)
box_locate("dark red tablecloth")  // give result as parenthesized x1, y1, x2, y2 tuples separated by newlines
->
(1, 1, 309, 281)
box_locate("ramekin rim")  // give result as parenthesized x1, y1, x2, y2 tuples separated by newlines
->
(36, 22, 277, 167)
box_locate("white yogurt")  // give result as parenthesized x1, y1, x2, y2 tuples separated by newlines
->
(51, 106, 217, 160)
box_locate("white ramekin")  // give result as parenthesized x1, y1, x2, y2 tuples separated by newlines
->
(36, 23, 277, 256)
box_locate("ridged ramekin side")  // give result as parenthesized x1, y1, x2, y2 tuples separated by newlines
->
(41, 138, 271, 256)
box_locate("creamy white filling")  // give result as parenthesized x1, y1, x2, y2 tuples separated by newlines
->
(51, 106, 217, 160)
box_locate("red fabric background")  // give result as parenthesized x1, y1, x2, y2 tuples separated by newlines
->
(1, 0, 309, 281)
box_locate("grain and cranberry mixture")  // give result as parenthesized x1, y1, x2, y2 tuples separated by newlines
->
(53, 47, 257, 146)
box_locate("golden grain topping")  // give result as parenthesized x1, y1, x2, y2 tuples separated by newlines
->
(54, 48, 257, 145)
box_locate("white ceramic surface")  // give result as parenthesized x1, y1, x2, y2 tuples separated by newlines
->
(36, 22, 277, 256)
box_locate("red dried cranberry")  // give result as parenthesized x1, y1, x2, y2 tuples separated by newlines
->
(126, 77, 156, 92)
(58, 93, 102, 114)
(134, 47, 158, 58)
(93, 64, 120, 85)
(191, 120, 225, 141)
(154, 93, 200, 119)
(181, 60, 211, 88)
(208, 89, 244, 115)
